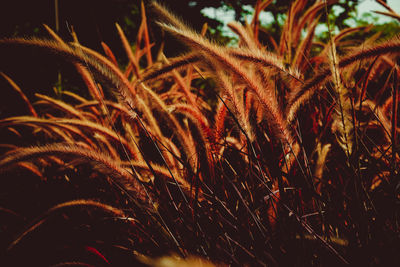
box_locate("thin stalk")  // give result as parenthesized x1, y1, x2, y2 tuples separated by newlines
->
(391, 69, 398, 179)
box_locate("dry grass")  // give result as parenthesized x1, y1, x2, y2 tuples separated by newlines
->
(0, 0, 400, 266)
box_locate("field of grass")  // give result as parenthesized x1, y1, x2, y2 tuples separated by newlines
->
(1, 1, 400, 266)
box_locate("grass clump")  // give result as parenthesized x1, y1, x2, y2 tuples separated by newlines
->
(0, 1, 400, 266)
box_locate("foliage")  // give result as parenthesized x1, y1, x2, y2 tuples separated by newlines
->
(1, 0, 400, 266)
